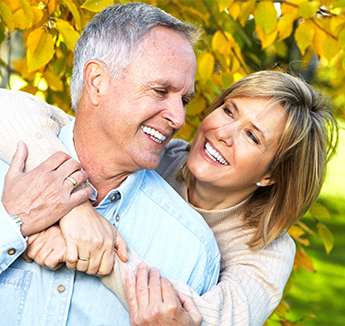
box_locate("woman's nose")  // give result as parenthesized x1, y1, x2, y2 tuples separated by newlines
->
(215, 123, 235, 147)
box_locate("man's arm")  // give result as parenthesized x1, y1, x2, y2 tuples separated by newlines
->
(0, 143, 93, 272)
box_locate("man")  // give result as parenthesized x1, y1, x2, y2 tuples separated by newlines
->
(0, 3, 220, 325)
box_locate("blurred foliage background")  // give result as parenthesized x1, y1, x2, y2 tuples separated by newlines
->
(0, 0, 344, 325)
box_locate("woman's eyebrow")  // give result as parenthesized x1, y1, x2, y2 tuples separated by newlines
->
(228, 99, 267, 146)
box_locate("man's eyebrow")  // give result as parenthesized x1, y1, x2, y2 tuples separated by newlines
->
(228, 99, 267, 145)
(147, 80, 195, 99)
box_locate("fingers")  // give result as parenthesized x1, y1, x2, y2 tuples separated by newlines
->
(160, 276, 180, 306)
(126, 269, 139, 325)
(115, 230, 128, 262)
(176, 291, 202, 324)
(65, 241, 79, 270)
(136, 262, 150, 309)
(7, 141, 28, 176)
(96, 249, 115, 276)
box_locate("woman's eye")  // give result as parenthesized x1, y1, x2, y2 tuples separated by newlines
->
(223, 107, 233, 117)
(247, 131, 259, 144)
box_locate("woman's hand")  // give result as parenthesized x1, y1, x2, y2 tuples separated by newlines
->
(126, 263, 202, 326)
(23, 224, 66, 270)
(60, 201, 128, 275)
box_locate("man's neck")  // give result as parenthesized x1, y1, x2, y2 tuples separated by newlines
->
(73, 120, 132, 205)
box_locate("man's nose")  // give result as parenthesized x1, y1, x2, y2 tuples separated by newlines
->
(162, 99, 185, 130)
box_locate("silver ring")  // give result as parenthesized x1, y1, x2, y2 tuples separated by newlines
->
(78, 257, 90, 262)
(66, 176, 78, 188)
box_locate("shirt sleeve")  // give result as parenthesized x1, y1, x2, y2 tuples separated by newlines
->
(101, 234, 295, 326)
(0, 203, 27, 273)
(0, 89, 73, 171)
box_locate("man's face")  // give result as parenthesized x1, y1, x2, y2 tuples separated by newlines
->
(97, 26, 197, 173)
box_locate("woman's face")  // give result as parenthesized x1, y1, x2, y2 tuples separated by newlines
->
(187, 97, 286, 197)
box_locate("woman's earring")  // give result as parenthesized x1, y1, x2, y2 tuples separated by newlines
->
(256, 182, 261, 187)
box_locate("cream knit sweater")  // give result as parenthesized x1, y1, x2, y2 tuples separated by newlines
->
(0, 90, 295, 326)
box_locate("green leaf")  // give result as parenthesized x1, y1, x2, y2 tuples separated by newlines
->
(55, 19, 80, 52)
(81, 0, 114, 13)
(339, 28, 345, 50)
(255, 1, 277, 35)
(298, 0, 320, 20)
(310, 202, 331, 218)
(317, 222, 334, 254)
(27, 32, 55, 72)
(0, 1, 14, 33)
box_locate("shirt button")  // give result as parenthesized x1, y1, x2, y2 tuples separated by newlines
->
(34, 132, 44, 139)
(57, 285, 65, 293)
(128, 263, 136, 271)
(110, 194, 116, 201)
(48, 147, 56, 155)
(7, 248, 16, 255)
(115, 215, 120, 222)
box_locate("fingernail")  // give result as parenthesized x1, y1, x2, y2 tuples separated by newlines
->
(138, 262, 146, 269)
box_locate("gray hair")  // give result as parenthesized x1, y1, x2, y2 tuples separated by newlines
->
(70, 2, 201, 111)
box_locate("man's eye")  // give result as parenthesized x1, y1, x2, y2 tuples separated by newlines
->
(223, 107, 233, 117)
(154, 89, 167, 95)
(182, 98, 190, 106)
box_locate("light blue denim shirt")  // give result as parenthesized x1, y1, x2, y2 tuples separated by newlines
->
(0, 121, 220, 325)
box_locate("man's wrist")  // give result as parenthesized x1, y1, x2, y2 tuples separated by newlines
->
(9, 214, 28, 241)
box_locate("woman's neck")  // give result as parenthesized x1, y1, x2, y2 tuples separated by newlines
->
(188, 181, 252, 211)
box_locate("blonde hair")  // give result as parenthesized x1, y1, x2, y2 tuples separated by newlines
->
(178, 70, 338, 249)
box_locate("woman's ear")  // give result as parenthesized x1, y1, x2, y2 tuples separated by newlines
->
(83, 60, 109, 106)
(259, 174, 275, 187)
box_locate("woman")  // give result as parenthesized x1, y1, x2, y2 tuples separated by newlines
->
(0, 71, 338, 325)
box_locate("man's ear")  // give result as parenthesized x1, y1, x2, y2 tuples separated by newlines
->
(259, 174, 275, 187)
(83, 60, 109, 106)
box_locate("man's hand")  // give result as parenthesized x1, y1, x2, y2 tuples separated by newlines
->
(2, 141, 93, 237)
(126, 263, 202, 326)
(60, 201, 128, 275)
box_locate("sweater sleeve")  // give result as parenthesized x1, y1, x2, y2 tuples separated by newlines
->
(0, 89, 73, 171)
(101, 233, 295, 326)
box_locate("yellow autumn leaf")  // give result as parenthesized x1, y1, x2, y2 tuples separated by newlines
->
(254, 1, 277, 35)
(256, 24, 278, 49)
(330, 15, 345, 37)
(298, 0, 320, 20)
(55, 19, 80, 52)
(2, 0, 21, 12)
(48, 0, 56, 15)
(186, 94, 207, 115)
(81, 0, 115, 13)
(0, 1, 14, 33)
(212, 31, 234, 56)
(13, 9, 30, 29)
(293, 251, 315, 273)
(288, 225, 305, 238)
(339, 29, 345, 49)
(27, 31, 55, 72)
(312, 24, 327, 58)
(322, 37, 340, 62)
(44, 69, 64, 92)
(64, 0, 82, 31)
(217, 0, 234, 12)
(295, 20, 315, 55)
(27, 28, 44, 55)
(18, 0, 34, 27)
(238, 0, 255, 27)
(317, 222, 334, 254)
(281, 0, 302, 16)
(229, 2, 240, 20)
(198, 53, 215, 82)
(19, 84, 39, 96)
(278, 11, 300, 41)
(32, 6, 44, 26)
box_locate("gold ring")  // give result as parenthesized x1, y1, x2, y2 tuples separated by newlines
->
(66, 176, 78, 188)
(78, 257, 90, 262)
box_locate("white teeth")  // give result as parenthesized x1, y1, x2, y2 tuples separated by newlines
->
(205, 142, 229, 165)
(141, 125, 167, 144)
